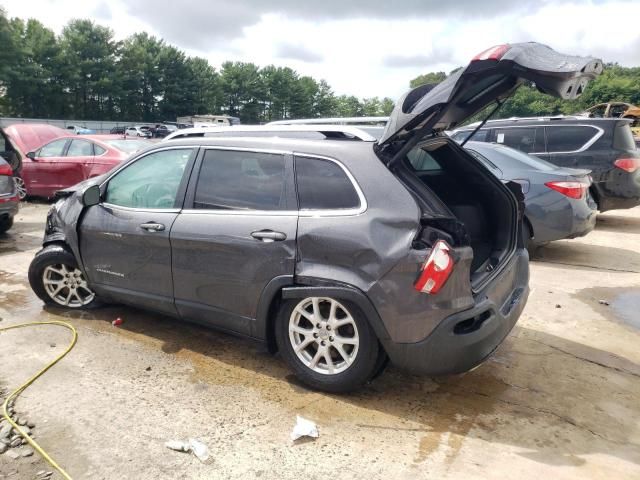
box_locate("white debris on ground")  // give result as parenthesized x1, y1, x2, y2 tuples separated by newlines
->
(165, 438, 210, 462)
(290, 416, 319, 442)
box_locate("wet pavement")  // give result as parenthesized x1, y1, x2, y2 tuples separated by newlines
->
(0, 202, 639, 479)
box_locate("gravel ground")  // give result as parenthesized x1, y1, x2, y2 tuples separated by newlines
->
(0, 202, 639, 479)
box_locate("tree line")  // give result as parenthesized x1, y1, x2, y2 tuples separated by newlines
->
(0, 10, 394, 123)
(410, 65, 640, 122)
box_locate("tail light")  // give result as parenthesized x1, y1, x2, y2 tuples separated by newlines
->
(545, 181, 589, 199)
(614, 158, 640, 173)
(472, 44, 510, 62)
(0, 163, 13, 176)
(414, 240, 455, 295)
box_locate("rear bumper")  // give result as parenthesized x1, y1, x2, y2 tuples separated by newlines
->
(595, 170, 640, 212)
(0, 195, 19, 219)
(385, 249, 529, 375)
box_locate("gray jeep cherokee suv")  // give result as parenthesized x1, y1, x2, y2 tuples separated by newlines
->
(28, 43, 601, 392)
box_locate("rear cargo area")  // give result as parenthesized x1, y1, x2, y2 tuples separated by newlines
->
(394, 138, 517, 288)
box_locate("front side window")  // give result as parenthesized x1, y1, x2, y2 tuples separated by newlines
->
(296, 156, 360, 210)
(66, 140, 94, 157)
(494, 127, 543, 153)
(194, 150, 287, 210)
(545, 126, 597, 152)
(38, 139, 68, 158)
(105, 148, 192, 209)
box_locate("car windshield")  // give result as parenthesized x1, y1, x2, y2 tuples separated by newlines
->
(104, 139, 152, 154)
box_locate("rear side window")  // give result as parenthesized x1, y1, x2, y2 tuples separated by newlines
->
(408, 148, 441, 171)
(545, 126, 597, 152)
(66, 140, 94, 157)
(494, 127, 544, 153)
(295, 156, 360, 210)
(194, 150, 287, 210)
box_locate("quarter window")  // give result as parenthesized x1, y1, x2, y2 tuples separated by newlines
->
(408, 148, 441, 171)
(494, 127, 543, 153)
(66, 140, 94, 157)
(38, 139, 68, 158)
(94, 145, 107, 155)
(194, 150, 287, 210)
(105, 148, 192, 209)
(295, 156, 360, 210)
(545, 126, 597, 152)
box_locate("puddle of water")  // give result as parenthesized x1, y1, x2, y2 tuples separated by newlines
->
(610, 292, 640, 330)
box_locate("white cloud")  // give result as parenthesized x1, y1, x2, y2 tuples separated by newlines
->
(2, 0, 639, 99)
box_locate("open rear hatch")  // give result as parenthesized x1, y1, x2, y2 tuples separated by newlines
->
(376, 42, 602, 290)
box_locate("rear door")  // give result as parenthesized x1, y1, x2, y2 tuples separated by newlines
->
(170, 147, 297, 336)
(545, 125, 603, 169)
(79, 147, 197, 315)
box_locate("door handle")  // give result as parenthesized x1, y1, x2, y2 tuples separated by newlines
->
(140, 222, 165, 232)
(251, 230, 287, 242)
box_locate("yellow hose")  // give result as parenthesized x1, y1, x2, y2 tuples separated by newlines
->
(1, 321, 77, 480)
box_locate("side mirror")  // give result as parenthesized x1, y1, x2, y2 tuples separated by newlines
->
(82, 185, 101, 207)
(26, 151, 37, 160)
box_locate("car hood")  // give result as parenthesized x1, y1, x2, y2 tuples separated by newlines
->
(378, 42, 602, 147)
(2, 124, 68, 156)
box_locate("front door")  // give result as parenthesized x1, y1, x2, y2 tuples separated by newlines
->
(171, 147, 298, 336)
(79, 147, 197, 315)
(21, 138, 71, 197)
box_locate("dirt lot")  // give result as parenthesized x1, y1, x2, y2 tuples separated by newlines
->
(1, 202, 639, 479)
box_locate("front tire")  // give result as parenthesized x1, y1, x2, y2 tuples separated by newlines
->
(275, 296, 379, 393)
(28, 245, 100, 309)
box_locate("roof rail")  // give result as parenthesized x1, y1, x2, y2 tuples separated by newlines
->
(267, 116, 389, 125)
(461, 115, 588, 129)
(162, 124, 380, 142)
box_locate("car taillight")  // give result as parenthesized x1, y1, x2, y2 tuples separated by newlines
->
(614, 158, 640, 173)
(544, 181, 588, 199)
(0, 163, 13, 176)
(472, 44, 510, 61)
(414, 240, 455, 295)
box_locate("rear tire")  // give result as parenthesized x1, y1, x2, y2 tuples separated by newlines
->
(523, 221, 537, 258)
(275, 296, 380, 393)
(0, 217, 13, 234)
(28, 245, 101, 309)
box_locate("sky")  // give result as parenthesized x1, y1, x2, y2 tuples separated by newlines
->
(3, 0, 640, 99)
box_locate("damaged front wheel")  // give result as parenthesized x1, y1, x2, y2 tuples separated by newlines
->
(29, 245, 100, 309)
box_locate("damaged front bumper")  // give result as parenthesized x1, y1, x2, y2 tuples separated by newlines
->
(384, 248, 529, 376)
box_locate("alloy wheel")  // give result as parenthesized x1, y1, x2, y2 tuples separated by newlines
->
(14, 177, 26, 200)
(288, 297, 359, 375)
(42, 264, 95, 307)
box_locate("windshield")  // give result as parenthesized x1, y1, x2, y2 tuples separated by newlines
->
(104, 139, 152, 154)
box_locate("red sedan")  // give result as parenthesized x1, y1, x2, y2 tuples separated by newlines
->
(21, 135, 152, 198)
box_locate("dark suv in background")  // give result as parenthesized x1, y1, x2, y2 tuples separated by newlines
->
(451, 117, 640, 211)
(27, 43, 601, 392)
